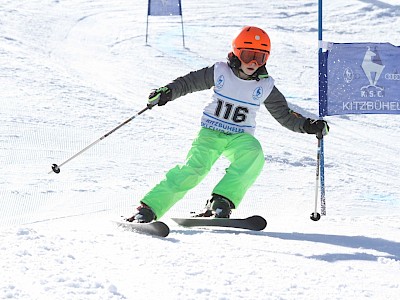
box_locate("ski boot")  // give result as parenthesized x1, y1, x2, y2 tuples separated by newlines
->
(195, 194, 234, 218)
(125, 203, 156, 223)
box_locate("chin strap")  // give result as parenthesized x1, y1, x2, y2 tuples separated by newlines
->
(253, 65, 269, 80)
(238, 67, 269, 81)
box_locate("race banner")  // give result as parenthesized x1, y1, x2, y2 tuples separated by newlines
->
(319, 43, 400, 116)
(146, 0, 185, 47)
(148, 0, 182, 16)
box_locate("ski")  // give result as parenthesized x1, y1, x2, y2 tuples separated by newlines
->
(172, 215, 267, 231)
(114, 220, 170, 237)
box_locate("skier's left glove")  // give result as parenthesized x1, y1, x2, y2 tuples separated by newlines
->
(148, 86, 172, 107)
(303, 118, 329, 137)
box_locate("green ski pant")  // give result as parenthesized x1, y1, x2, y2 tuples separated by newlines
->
(141, 127, 265, 219)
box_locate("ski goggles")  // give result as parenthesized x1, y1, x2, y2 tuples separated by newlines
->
(238, 49, 269, 65)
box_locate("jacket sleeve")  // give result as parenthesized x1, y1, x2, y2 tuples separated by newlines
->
(263, 86, 307, 133)
(166, 65, 215, 101)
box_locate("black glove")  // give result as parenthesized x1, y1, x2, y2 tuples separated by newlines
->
(303, 118, 329, 137)
(148, 86, 172, 107)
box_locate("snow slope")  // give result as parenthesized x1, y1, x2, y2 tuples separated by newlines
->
(1, 0, 399, 299)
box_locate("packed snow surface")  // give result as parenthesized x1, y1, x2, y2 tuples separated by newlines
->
(1, 0, 400, 299)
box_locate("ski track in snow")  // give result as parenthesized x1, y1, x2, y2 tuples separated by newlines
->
(1, 0, 400, 299)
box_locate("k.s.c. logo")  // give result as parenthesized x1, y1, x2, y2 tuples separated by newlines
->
(215, 75, 225, 90)
(252, 86, 263, 101)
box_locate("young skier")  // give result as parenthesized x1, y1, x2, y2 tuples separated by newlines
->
(127, 26, 329, 223)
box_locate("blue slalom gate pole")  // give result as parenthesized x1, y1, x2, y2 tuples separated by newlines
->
(318, 0, 326, 216)
(311, 0, 326, 221)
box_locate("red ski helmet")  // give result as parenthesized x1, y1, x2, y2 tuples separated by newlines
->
(232, 26, 271, 65)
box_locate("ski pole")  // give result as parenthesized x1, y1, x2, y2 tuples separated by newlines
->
(49, 103, 155, 174)
(310, 132, 323, 221)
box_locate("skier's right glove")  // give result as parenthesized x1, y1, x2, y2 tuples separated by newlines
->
(148, 86, 172, 107)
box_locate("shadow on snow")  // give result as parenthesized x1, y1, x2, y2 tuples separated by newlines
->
(168, 228, 400, 262)
(265, 231, 400, 262)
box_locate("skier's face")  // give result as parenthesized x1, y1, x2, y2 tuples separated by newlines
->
(240, 61, 259, 76)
